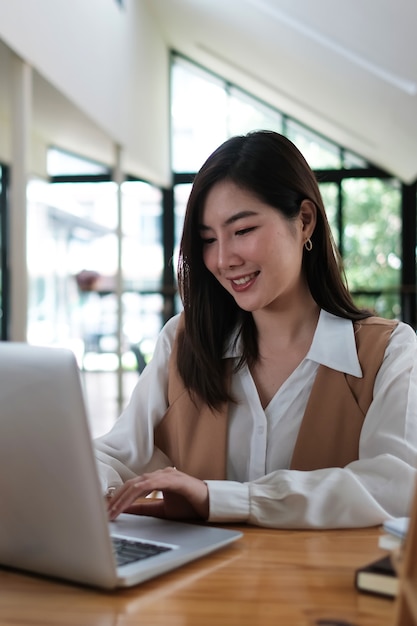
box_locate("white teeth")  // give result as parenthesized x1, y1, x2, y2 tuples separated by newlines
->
(233, 275, 253, 285)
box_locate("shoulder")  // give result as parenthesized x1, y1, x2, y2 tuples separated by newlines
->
(149, 313, 183, 364)
(354, 316, 398, 341)
(157, 312, 183, 349)
(354, 316, 416, 339)
(354, 316, 416, 353)
(162, 312, 183, 337)
(354, 316, 398, 329)
(352, 317, 398, 362)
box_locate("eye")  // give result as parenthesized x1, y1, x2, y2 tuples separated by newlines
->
(201, 236, 216, 245)
(236, 226, 256, 236)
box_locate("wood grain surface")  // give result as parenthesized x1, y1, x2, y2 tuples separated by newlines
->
(0, 525, 397, 626)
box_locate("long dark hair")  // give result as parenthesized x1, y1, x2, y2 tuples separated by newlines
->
(177, 130, 371, 408)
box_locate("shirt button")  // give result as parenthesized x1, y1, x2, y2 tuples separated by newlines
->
(257, 425, 265, 435)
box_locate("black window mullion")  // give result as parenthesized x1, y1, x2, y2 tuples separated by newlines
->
(162, 187, 176, 323)
(401, 181, 417, 328)
(0, 164, 9, 340)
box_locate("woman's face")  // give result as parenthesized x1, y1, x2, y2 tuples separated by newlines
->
(200, 180, 314, 313)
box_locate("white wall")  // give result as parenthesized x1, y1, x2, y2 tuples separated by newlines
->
(0, 0, 170, 185)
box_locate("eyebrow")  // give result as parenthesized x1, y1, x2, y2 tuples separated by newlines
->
(199, 210, 258, 231)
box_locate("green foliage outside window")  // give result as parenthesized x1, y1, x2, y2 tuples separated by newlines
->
(342, 179, 401, 319)
(172, 55, 406, 321)
(319, 178, 401, 318)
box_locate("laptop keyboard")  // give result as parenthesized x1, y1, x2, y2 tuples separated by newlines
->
(112, 537, 172, 567)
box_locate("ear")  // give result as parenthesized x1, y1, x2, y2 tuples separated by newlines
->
(299, 199, 316, 239)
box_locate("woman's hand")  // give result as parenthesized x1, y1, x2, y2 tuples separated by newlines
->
(107, 467, 209, 522)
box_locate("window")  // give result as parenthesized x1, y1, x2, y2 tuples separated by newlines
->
(27, 151, 165, 371)
(342, 178, 401, 318)
(286, 119, 341, 169)
(171, 59, 228, 172)
(171, 53, 404, 320)
(47, 147, 110, 177)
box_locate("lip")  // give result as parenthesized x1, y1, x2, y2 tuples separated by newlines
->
(228, 272, 259, 292)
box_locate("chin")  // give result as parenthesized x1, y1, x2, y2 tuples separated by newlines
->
(233, 299, 259, 313)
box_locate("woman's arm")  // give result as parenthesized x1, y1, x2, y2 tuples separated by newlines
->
(97, 321, 417, 529)
(93, 315, 181, 492)
(206, 322, 417, 528)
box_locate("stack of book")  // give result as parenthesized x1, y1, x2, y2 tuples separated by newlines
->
(355, 517, 409, 599)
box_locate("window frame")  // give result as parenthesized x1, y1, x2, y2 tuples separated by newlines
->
(170, 52, 417, 326)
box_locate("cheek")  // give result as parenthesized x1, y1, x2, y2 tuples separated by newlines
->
(202, 247, 215, 273)
(268, 228, 301, 257)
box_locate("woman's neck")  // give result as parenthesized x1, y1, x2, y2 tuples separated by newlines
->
(252, 293, 320, 352)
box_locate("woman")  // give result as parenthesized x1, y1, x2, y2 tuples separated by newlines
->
(95, 130, 417, 528)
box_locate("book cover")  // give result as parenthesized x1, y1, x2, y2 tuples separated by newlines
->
(355, 554, 399, 599)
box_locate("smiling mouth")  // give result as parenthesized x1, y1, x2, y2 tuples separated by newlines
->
(230, 272, 259, 286)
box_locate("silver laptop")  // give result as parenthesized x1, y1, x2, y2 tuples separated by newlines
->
(0, 342, 242, 589)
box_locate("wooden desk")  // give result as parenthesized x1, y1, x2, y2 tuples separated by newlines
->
(0, 526, 396, 626)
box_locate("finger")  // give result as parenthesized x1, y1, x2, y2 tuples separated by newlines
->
(108, 480, 153, 519)
(107, 473, 166, 518)
(108, 468, 207, 520)
(125, 494, 198, 520)
(124, 500, 167, 518)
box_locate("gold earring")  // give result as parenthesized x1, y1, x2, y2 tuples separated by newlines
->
(304, 238, 313, 252)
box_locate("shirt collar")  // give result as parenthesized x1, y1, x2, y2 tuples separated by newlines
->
(224, 309, 363, 378)
(307, 309, 362, 377)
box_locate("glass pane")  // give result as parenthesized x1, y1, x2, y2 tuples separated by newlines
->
(27, 176, 166, 374)
(171, 58, 228, 172)
(342, 178, 401, 318)
(121, 181, 163, 291)
(27, 178, 118, 369)
(121, 180, 164, 360)
(343, 150, 368, 169)
(47, 147, 110, 176)
(173, 183, 192, 275)
(228, 87, 283, 136)
(318, 181, 340, 249)
(121, 292, 164, 366)
(286, 120, 341, 169)
(46, 181, 118, 230)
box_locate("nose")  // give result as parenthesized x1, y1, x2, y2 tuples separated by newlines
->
(216, 239, 242, 270)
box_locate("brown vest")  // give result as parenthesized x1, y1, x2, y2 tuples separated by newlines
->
(154, 316, 398, 479)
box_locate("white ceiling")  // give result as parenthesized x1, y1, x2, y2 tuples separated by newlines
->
(1, 0, 416, 184)
(0, 37, 115, 176)
(144, 0, 417, 183)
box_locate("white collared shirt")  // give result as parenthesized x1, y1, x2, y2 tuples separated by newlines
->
(225, 310, 363, 483)
(94, 310, 417, 528)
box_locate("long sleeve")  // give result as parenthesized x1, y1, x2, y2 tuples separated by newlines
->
(94, 315, 180, 492)
(207, 321, 417, 528)
(94, 312, 417, 529)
